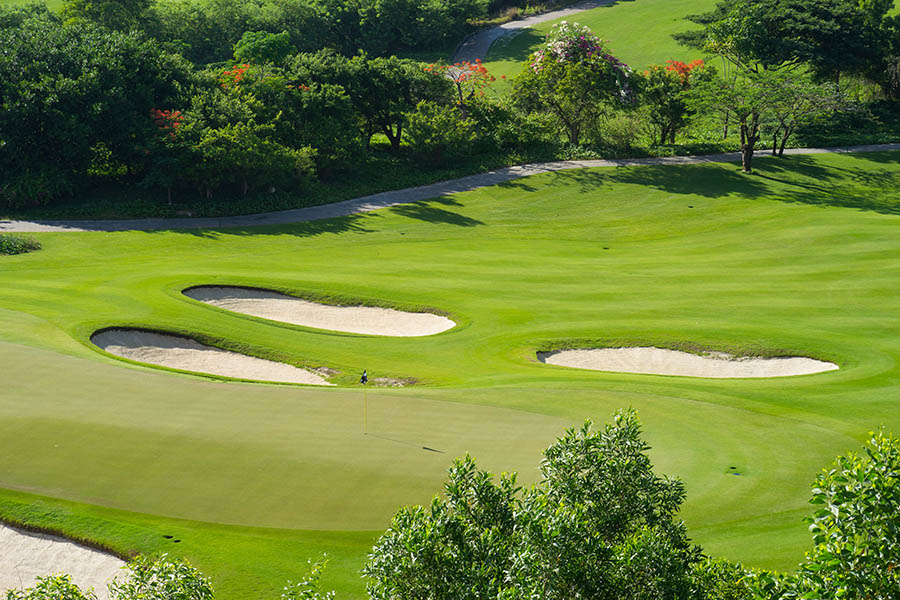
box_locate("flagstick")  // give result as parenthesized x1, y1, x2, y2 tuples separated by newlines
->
(364, 383, 368, 435)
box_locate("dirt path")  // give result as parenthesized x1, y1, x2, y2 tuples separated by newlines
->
(1, 144, 898, 233)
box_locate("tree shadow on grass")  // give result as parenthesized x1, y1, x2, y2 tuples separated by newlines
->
(754, 155, 900, 215)
(151, 213, 379, 239)
(388, 197, 484, 226)
(603, 163, 772, 198)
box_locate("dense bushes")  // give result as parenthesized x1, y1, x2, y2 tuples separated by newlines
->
(0, 234, 41, 255)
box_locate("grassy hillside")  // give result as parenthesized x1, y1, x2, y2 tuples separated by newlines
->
(1, 150, 899, 597)
(482, 0, 717, 93)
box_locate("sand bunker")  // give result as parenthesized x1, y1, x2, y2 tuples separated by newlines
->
(0, 523, 124, 599)
(183, 286, 455, 337)
(537, 347, 838, 378)
(92, 329, 332, 385)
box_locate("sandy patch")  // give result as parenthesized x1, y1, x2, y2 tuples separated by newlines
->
(183, 286, 455, 337)
(0, 523, 124, 599)
(537, 347, 838, 378)
(92, 329, 332, 385)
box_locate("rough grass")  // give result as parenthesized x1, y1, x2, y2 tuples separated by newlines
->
(1, 151, 900, 598)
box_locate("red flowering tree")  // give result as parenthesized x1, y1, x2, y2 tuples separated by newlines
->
(511, 22, 633, 145)
(424, 59, 497, 118)
(140, 108, 192, 204)
(640, 59, 708, 145)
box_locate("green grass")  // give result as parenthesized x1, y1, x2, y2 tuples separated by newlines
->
(482, 0, 717, 93)
(2, 151, 900, 597)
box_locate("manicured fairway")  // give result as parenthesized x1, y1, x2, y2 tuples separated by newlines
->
(483, 0, 716, 93)
(1, 151, 899, 598)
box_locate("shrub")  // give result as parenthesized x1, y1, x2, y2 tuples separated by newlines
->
(0, 234, 42, 255)
(405, 100, 478, 164)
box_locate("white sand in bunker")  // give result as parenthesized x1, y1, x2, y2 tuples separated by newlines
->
(183, 286, 455, 337)
(537, 347, 839, 378)
(0, 523, 124, 599)
(92, 329, 333, 385)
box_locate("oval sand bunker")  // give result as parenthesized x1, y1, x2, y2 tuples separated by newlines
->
(1, 523, 124, 599)
(184, 286, 455, 336)
(92, 329, 332, 385)
(537, 347, 838, 378)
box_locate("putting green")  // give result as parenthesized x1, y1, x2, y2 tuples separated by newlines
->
(1, 151, 899, 598)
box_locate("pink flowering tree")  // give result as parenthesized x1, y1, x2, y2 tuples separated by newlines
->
(512, 22, 633, 145)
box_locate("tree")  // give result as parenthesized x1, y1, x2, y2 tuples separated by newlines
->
(792, 430, 900, 600)
(364, 410, 699, 600)
(640, 60, 708, 145)
(233, 30, 296, 66)
(676, 0, 882, 83)
(0, 12, 189, 205)
(290, 51, 450, 151)
(686, 69, 777, 172)
(512, 22, 634, 145)
(763, 74, 849, 156)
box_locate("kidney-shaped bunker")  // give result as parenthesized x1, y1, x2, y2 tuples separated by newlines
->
(92, 329, 332, 385)
(538, 347, 838, 378)
(183, 286, 455, 337)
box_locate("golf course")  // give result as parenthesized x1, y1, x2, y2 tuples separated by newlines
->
(2, 148, 899, 597)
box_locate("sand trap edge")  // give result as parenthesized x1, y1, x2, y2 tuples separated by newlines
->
(0, 521, 126, 600)
(181, 285, 457, 337)
(536, 346, 839, 379)
(90, 327, 333, 386)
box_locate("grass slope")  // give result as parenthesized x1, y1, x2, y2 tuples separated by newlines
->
(483, 0, 716, 93)
(1, 151, 899, 597)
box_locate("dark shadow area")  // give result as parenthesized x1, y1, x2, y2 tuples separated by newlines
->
(755, 155, 900, 215)
(605, 163, 772, 198)
(146, 213, 379, 239)
(388, 197, 485, 226)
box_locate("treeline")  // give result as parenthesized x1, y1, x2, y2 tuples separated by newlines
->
(3, 0, 900, 212)
(60, 0, 488, 64)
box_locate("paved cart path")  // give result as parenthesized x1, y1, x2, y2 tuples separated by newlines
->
(2, 144, 899, 233)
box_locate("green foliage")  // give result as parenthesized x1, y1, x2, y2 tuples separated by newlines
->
(0, 11, 189, 205)
(281, 558, 336, 600)
(512, 22, 634, 145)
(0, 234, 41, 255)
(233, 30, 296, 66)
(365, 410, 699, 600)
(60, 0, 150, 30)
(5, 574, 96, 600)
(793, 431, 900, 599)
(640, 60, 710, 145)
(190, 121, 316, 197)
(109, 555, 214, 600)
(405, 100, 478, 163)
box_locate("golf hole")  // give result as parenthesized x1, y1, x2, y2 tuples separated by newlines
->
(537, 347, 838, 378)
(183, 286, 455, 337)
(91, 328, 333, 385)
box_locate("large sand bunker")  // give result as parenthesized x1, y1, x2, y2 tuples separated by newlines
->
(183, 286, 455, 337)
(92, 329, 332, 385)
(537, 347, 838, 378)
(0, 523, 124, 599)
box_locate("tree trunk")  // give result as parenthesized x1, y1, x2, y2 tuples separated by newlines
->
(383, 122, 402, 151)
(167, 185, 172, 205)
(772, 132, 779, 156)
(741, 143, 754, 172)
(778, 125, 794, 157)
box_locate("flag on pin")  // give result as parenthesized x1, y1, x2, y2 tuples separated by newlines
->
(360, 369, 368, 384)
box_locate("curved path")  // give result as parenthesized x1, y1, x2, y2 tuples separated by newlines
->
(2, 144, 898, 233)
(451, 0, 616, 63)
